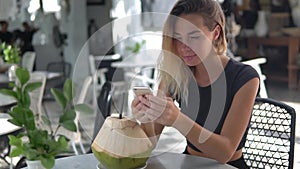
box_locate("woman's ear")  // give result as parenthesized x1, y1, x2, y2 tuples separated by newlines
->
(213, 25, 221, 40)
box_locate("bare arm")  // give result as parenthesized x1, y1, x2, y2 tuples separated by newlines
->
(173, 78, 259, 163)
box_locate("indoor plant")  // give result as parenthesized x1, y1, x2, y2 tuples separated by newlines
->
(125, 39, 146, 55)
(1, 42, 21, 80)
(124, 39, 147, 64)
(0, 67, 92, 169)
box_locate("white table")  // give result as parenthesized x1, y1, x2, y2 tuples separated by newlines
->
(0, 94, 16, 112)
(111, 51, 158, 69)
(22, 152, 236, 169)
(0, 114, 21, 135)
(0, 113, 22, 167)
(32, 71, 62, 80)
(111, 51, 159, 86)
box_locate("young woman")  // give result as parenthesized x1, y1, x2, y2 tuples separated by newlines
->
(131, 0, 259, 168)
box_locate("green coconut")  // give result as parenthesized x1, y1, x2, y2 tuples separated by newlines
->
(91, 116, 153, 169)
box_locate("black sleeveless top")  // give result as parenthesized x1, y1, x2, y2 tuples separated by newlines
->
(179, 59, 259, 152)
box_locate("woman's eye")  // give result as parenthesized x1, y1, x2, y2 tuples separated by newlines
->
(190, 36, 200, 40)
(174, 36, 182, 41)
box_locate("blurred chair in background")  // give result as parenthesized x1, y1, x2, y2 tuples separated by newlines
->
(21, 51, 36, 72)
(242, 57, 268, 98)
(43, 61, 71, 100)
(92, 81, 113, 141)
(29, 72, 47, 125)
(71, 76, 93, 155)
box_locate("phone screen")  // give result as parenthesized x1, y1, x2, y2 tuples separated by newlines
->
(133, 86, 152, 96)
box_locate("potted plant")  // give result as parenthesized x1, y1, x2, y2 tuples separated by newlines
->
(0, 67, 92, 169)
(124, 39, 147, 65)
(1, 42, 21, 80)
(125, 39, 146, 55)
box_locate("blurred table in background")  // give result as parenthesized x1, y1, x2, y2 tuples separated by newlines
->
(0, 113, 22, 167)
(0, 93, 16, 112)
(247, 36, 300, 89)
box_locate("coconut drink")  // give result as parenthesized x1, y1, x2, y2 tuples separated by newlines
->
(91, 116, 153, 169)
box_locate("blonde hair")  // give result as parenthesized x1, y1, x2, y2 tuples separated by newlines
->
(157, 0, 227, 102)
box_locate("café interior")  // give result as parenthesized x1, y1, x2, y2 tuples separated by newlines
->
(0, 0, 300, 168)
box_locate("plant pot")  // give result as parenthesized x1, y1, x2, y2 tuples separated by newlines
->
(26, 160, 46, 169)
(8, 64, 18, 81)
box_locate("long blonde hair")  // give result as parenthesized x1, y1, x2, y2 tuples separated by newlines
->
(157, 0, 227, 102)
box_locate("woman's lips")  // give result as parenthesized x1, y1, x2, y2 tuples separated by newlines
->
(183, 54, 197, 61)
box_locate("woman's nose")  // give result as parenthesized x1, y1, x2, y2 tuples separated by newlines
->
(179, 41, 191, 52)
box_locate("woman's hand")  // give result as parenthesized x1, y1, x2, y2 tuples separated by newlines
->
(131, 93, 180, 126)
(131, 95, 152, 123)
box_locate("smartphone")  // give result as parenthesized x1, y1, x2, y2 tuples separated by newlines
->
(133, 86, 152, 96)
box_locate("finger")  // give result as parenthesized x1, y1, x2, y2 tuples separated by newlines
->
(131, 97, 140, 107)
(147, 95, 168, 106)
(132, 103, 147, 116)
(138, 95, 151, 107)
(147, 97, 168, 114)
(132, 102, 143, 112)
(145, 113, 157, 121)
(146, 109, 161, 119)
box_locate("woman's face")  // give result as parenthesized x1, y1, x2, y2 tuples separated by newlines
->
(174, 14, 216, 66)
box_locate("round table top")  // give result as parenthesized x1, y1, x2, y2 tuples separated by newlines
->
(0, 93, 16, 107)
(22, 152, 236, 169)
(0, 113, 21, 135)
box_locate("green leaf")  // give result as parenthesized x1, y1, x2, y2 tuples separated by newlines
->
(57, 136, 68, 148)
(49, 135, 68, 154)
(63, 79, 74, 102)
(51, 88, 67, 109)
(24, 82, 42, 92)
(21, 92, 31, 108)
(7, 118, 22, 127)
(1, 42, 6, 49)
(41, 115, 51, 127)
(60, 120, 77, 132)
(24, 109, 35, 130)
(9, 106, 26, 126)
(10, 147, 23, 157)
(0, 89, 18, 100)
(24, 148, 40, 160)
(8, 135, 22, 146)
(16, 68, 30, 86)
(8, 82, 17, 88)
(27, 130, 48, 146)
(59, 110, 76, 123)
(59, 110, 77, 132)
(74, 104, 94, 114)
(41, 155, 55, 169)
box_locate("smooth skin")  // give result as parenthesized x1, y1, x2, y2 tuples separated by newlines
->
(131, 14, 259, 164)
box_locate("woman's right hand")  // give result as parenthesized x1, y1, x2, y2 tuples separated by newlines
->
(131, 95, 153, 123)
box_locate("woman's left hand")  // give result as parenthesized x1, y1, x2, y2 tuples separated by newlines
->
(138, 94, 180, 126)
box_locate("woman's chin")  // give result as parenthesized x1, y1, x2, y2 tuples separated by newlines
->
(184, 58, 201, 66)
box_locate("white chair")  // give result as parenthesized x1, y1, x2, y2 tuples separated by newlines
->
(89, 55, 109, 109)
(22, 52, 36, 72)
(28, 72, 47, 125)
(72, 76, 93, 155)
(88, 54, 127, 108)
(88, 55, 108, 89)
(242, 57, 268, 98)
